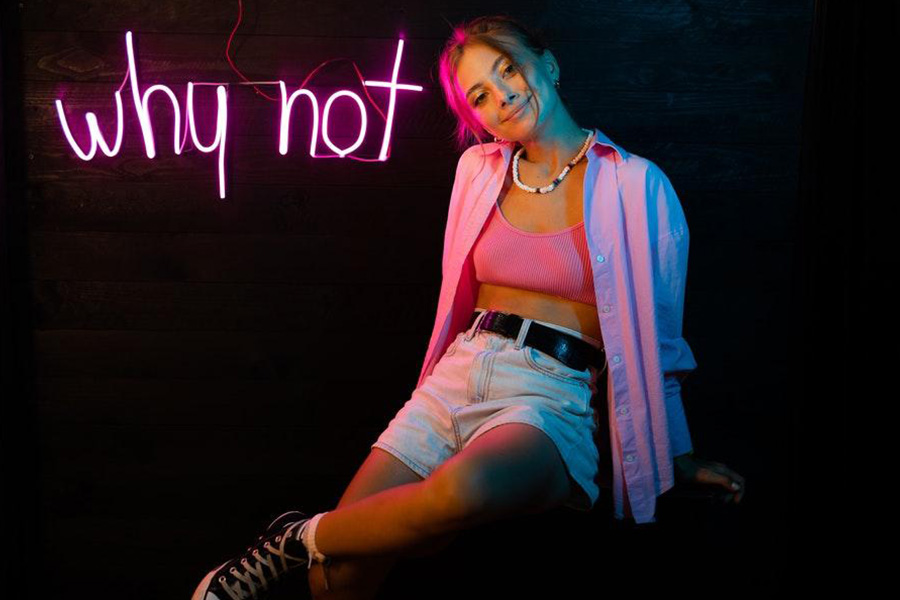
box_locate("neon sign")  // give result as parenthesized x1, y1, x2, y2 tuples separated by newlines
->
(54, 31, 423, 199)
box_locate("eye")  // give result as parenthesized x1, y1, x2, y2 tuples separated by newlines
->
(473, 64, 517, 107)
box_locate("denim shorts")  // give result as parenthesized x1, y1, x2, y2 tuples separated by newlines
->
(371, 307, 606, 512)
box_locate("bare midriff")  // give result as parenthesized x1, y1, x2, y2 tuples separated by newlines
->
(474, 154, 603, 347)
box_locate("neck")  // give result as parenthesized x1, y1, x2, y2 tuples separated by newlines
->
(518, 115, 589, 175)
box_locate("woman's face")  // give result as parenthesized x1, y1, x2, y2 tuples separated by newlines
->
(455, 43, 554, 141)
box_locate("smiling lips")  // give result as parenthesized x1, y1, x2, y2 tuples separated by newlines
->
(504, 96, 531, 122)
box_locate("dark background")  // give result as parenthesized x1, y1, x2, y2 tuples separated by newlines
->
(2, 1, 890, 597)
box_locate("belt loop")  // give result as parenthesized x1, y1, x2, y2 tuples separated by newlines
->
(466, 309, 487, 341)
(513, 317, 531, 350)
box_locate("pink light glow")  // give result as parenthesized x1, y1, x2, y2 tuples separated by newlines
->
(363, 38, 418, 161)
(54, 90, 124, 160)
(322, 91, 367, 158)
(186, 83, 228, 199)
(279, 37, 421, 161)
(54, 31, 423, 198)
(278, 82, 319, 157)
(126, 31, 183, 160)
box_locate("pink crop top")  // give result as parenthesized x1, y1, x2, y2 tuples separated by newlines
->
(472, 199, 597, 306)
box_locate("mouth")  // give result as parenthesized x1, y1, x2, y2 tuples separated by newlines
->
(503, 96, 531, 122)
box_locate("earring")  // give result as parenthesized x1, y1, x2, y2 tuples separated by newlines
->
(555, 79, 560, 88)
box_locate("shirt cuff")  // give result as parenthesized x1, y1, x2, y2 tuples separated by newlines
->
(664, 374, 693, 457)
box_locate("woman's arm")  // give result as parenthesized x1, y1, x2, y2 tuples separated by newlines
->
(647, 162, 698, 458)
(647, 162, 746, 505)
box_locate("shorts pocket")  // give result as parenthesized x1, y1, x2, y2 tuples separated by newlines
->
(522, 345, 592, 385)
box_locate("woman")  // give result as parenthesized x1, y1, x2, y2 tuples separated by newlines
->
(193, 15, 746, 600)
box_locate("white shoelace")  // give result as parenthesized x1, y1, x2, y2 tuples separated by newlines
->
(217, 520, 308, 600)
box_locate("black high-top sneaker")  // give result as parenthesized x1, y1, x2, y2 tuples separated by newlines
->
(191, 510, 314, 600)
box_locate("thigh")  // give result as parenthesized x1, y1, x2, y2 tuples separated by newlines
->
(337, 446, 424, 508)
(430, 422, 572, 527)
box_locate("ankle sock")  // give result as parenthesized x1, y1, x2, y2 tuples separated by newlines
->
(298, 511, 330, 569)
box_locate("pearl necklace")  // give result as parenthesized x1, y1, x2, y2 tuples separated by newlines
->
(512, 127, 595, 194)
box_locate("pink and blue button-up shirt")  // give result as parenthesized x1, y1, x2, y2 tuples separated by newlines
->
(415, 128, 698, 524)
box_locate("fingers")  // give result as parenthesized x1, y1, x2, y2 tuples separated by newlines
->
(699, 462, 745, 505)
(726, 469, 746, 504)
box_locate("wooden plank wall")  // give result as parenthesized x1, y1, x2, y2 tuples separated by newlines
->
(2, 1, 813, 597)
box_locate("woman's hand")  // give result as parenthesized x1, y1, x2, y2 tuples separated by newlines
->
(673, 453, 745, 505)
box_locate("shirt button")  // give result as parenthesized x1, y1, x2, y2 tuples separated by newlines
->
(595, 254, 605, 263)
(602, 304, 611, 313)
(618, 406, 629, 416)
(612, 355, 622, 364)
(625, 454, 636, 463)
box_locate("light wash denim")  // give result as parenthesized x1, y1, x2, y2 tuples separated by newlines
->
(372, 308, 605, 511)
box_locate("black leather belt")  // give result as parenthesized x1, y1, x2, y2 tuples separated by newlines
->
(468, 310, 604, 372)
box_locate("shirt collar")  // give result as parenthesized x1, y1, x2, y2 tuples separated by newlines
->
(480, 127, 629, 163)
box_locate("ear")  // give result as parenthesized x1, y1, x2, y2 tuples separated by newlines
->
(538, 48, 559, 80)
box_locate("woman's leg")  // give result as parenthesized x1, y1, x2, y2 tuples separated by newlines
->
(309, 422, 573, 597)
(308, 447, 459, 600)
